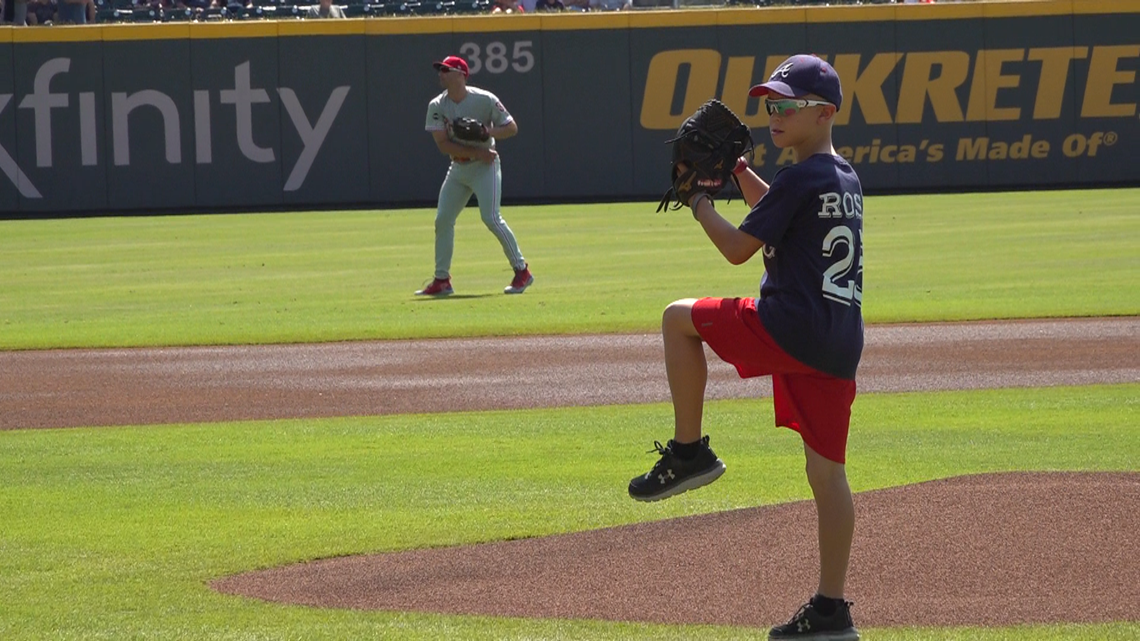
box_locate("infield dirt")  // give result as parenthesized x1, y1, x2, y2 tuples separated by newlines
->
(3, 317, 1138, 630)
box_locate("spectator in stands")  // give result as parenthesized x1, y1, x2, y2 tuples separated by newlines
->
(564, 0, 628, 10)
(26, 0, 55, 24)
(491, 0, 521, 12)
(534, 0, 562, 10)
(305, 0, 344, 17)
(174, 0, 209, 15)
(54, 0, 92, 22)
(1, 0, 31, 23)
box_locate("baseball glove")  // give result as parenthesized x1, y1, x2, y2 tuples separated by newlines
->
(450, 117, 490, 143)
(656, 99, 754, 213)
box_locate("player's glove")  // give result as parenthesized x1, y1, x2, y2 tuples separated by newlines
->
(450, 117, 490, 143)
(656, 99, 754, 213)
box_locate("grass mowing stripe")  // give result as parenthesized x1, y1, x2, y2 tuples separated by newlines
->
(1, 189, 1137, 349)
(0, 385, 1135, 640)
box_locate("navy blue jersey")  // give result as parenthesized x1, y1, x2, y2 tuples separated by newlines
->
(739, 154, 864, 380)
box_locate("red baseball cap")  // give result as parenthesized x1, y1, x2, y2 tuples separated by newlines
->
(432, 56, 469, 77)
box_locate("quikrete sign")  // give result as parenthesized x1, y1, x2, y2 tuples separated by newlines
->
(641, 47, 1139, 127)
(640, 46, 1136, 169)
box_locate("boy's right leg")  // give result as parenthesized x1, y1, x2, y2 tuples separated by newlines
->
(628, 299, 725, 502)
(663, 299, 706, 443)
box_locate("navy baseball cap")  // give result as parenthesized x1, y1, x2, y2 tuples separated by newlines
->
(749, 54, 843, 111)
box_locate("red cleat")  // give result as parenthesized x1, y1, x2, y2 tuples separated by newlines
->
(415, 277, 453, 297)
(504, 265, 533, 294)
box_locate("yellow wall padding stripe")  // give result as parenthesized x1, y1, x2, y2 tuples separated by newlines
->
(627, 7, 719, 27)
(1072, 0, 1140, 14)
(188, 20, 279, 38)
(278, 18, 366, 35)
(804, 4, 896, 24)
(455, 14, 541, 31)
(366, 14, 542, 34)
(102, 23, 192, 41)
(539, 12, 627, 30)
(894, 2, 983, 21)
(716, 7, 804, 25)
(1, 0, 1137, 42)
(365, 15, 454, 34)
(10, 24, 103, 43)
(983, 0, 1073, 18)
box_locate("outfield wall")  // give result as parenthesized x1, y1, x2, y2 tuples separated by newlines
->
(0, 0, 1137, 215)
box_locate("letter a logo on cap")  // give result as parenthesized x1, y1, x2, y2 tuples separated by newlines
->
(772, 62, 794, 79)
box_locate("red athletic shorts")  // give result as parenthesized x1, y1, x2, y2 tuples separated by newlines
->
(691, 297, 856, 464)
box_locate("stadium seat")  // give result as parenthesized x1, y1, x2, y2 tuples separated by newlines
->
(344, 2, 377, 16)
(243, 4, 275, 18)
(127, 7, 160, 21)
(164, 6, 194, 19)
(91, 0, 117, 21)
(384, 1, 416, 13)
(411, 0, 447, 13)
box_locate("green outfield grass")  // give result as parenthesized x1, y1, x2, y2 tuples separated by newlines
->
(1, 385, 1137, 641)
(1, 189, 1137, 639)
(0, 188, 1137, 349)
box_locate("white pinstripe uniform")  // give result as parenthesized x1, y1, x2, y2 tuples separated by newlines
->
(424, 86, 526, 280)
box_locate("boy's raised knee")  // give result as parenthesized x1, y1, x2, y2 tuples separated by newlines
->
(662, 299, 700, 337)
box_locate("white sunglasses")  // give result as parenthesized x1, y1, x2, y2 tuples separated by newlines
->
(765, 98, 835, 117)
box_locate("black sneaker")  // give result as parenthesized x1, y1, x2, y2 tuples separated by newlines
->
(769, 597, 860, 641)
(627, 435, 726, 502)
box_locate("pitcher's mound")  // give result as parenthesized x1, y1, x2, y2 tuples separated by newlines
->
(213, 472, 1139, 629)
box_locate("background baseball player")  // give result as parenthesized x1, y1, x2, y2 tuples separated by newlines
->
(416, 55, 533, 297)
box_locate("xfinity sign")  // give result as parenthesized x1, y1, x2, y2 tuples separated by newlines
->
(2, 58, 350, 198)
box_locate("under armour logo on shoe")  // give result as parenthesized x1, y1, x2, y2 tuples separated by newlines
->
(657, 469, 676, 485)
(797, 620, 811, 632)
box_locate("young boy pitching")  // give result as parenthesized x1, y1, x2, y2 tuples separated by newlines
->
(628, 54, 864, 641)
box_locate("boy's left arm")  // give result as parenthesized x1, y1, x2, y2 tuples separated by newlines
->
(691, 196, 764, 265)
(734, 166, 770, 208)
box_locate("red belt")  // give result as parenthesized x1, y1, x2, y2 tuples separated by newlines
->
(451, 156, 472, 163)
